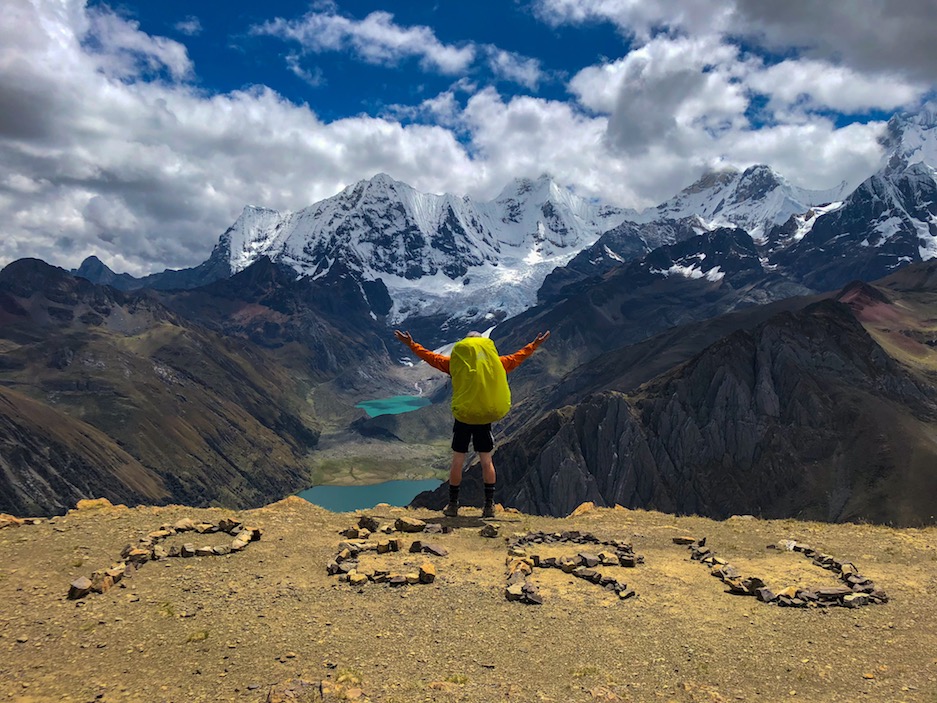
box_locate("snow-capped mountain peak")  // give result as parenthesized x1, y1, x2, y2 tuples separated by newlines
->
(640, 164, 848, 241)
(223, 205, 283, 272)
(881, 103, 937, 172)
(215, 172, 631, 332)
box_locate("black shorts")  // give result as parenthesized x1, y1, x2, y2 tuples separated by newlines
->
(452, 419, 494, 453)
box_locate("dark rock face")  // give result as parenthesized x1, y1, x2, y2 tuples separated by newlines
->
(774, 163, 937, 292)
(73, 238, 232, 292)
(538, 218, 700, 303)
(492, 228, 813, 422)
(416, 297, 937, 526)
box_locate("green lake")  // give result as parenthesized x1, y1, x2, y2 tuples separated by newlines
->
(297, 479, 442, 512)
(355, 395, 431, 418)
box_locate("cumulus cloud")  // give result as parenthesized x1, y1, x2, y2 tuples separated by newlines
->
(571, 36, 750, 155)
(536, 0, 937, 84)
(0, 0, 928, 278)
(748, 59, 925, 115)
(730, 0, 937, 84)
(252, 9, 476, 75)
(0, 1, 483, 274)
(86, 6, 194, 81)
(534, 0, 731, 40)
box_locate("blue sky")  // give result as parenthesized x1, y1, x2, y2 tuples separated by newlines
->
(112, 1, 629, 122)
(1, 0, 936, 274)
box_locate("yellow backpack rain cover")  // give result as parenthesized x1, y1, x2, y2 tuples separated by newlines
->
(449, 336, 511, 424)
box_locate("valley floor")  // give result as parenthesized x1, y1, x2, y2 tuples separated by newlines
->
(1, 500, 936, 702)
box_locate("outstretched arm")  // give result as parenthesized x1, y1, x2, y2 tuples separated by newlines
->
(500, 331, 550, 373)
(394, 330, 451, 374)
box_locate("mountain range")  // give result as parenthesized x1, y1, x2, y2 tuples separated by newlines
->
(3, 105, 937, 522)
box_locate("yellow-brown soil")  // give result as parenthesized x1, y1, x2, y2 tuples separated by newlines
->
(1, 499, 936, 703)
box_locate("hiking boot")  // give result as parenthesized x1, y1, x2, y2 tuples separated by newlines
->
(482, 502, 495, 518)
(442, 502, 459, 518)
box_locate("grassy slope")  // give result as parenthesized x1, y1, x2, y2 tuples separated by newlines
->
(0, 318, 320, 509)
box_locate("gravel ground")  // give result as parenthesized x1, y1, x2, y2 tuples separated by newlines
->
(1, 498, 936, 703)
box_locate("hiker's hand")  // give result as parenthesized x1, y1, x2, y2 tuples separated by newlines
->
(394, 330, 414, 346)
(534, 330, 550, 346)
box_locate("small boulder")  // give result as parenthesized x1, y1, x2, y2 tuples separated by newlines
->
(479, 524, 499, 538)
(357, 515, 380, 532)
(578, 553, 600, 568)
(68, 576, 93, 600)
(127, 548, 151, 565)
(75, 498, 114, 511)
(419, 563, 436, 584)
(843, 593, 869, 608)
(755, 587, 777, 603)
(218, 518, 242, 534)
(421, 542, 449, 557)
(672, 536, 697, 545)
(173, 518, 197, 532)
(180, 544, 196, 558)
(395, 517, 427, 533)
(90, 571, 114, 594)
(505, 583, 525, 601)
(568, 502, 595, 517)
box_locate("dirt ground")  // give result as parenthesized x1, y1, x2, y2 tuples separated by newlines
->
(1, 499, 936, 703)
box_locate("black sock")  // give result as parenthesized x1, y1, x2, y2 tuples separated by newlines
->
(484, 483, 495, 505)
(449, 483, 460, 505)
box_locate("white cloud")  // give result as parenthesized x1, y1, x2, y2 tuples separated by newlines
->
(534, 0, 731, 40)
(571, 36, 750, 155)
(174, 16, 203, 37)
(485, 47, 543, 90)
(252, 9, 475, 75)
(87, 6, 194, 81)
(536, 0, 937, 84)
(731, 0, 937, 84)
(0, 0, 925, 279)
(0, 1, 482, 274)
(748, 59, 924, 115)
(285, 54, 326, 87)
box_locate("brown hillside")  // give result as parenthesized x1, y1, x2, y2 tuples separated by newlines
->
(0, 386, 167, 515)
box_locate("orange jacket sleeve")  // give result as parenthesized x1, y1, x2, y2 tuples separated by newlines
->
(405, 340, 450, 375)
(500, 340, 539, 373)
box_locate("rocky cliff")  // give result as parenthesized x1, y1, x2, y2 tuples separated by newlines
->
(418, 283, 937, 526)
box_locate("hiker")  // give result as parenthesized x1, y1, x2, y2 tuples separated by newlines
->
(394, 329, 550, 518)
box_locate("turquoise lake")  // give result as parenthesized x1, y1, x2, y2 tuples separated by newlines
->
(297, 479, 442, 512)
(355, 395, 431, 418)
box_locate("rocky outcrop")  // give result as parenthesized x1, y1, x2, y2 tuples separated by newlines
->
(416, 298, 937, 525)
